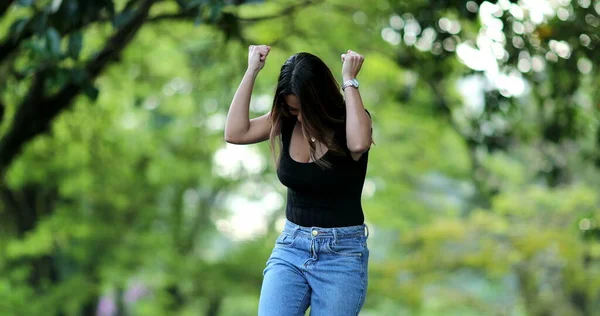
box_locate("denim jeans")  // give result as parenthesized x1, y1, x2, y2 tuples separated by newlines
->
(258, 219, 370, 316)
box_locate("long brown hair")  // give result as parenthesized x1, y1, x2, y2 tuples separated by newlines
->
(269, 52, 347, 169)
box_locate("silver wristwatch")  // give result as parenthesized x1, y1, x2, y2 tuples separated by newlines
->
(341, 78, 359, 91)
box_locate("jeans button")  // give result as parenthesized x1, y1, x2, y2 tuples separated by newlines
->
(312, 230, 318, 236)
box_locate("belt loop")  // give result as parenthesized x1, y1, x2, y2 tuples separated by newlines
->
(287, 221, 297, 239)
(364, 223, 369, 238)
(332, 228, 338, 244)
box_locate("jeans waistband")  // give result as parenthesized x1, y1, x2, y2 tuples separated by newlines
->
(282, 219, 369, 240)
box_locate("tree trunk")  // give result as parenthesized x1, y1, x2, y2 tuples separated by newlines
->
(0, 0, 157, 176)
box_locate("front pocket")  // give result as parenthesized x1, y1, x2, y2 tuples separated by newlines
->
(275, 233, 295, 247)
(327, 237, 365, 257)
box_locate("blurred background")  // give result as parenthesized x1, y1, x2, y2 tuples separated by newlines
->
(0, 0, 599, 315)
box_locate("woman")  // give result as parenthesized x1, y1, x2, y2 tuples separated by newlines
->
(224, 44, 373, 316)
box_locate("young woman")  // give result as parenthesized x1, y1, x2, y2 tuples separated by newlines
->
(224, 44, 373, 316)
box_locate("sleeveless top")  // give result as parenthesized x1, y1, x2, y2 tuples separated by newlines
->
(276, 113, 370, 228)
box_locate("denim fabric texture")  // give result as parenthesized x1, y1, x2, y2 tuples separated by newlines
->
(258, 219, 370, 316)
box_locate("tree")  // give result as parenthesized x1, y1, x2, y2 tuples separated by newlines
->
(359, 1, 600, 314)
(0, 0, 316, 175)
(0, 1, 317, 314)
(2, 0, 599, 314)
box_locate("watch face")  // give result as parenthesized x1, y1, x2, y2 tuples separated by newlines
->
(351, 79, 359, 87)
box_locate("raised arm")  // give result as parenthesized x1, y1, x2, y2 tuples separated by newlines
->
(341, 50, 372, 160)
(224, 45, 274, 145)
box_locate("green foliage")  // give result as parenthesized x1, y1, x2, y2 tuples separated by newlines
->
(1, 0, 600, 315)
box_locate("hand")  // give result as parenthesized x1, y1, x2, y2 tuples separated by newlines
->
(248, 44, 271, 72)
(341, 50, 364, 81)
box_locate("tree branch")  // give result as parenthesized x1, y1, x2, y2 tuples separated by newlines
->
(0, 99, 5, 125)
(0, 69, 47, 177)
(239, 0, 319, 22)
(87, 2, 155, 77)
(0, 0, 15, 18)
(0, 32, 26, 66)
(0, 0, 140, 65)
(0, 183, 37, 237)
(0, 0, 316, 176)
(0, 0, 318, 65)
(0, 0, 158, 177)
(146, 0, 320, 23)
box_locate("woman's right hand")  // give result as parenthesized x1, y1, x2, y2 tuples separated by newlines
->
(248, 45, 271, 72)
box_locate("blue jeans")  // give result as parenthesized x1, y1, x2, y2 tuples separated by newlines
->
(258, 219, 370, 316)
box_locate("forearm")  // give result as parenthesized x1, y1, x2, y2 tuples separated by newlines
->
(225, 69, 260, 139)
(344, 87, 371, 153)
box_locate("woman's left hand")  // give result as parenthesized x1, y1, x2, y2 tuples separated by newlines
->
(341, 50, 364, 81)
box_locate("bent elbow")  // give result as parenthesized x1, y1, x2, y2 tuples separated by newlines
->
(224, 132, 239, 144)
(348, 142, 371, 154)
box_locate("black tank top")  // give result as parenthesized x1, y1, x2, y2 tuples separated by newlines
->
(276, 115, 369, 228)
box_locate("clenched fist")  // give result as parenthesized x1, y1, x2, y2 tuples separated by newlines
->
(341, 50, 364, 81)
(248, 44, 271, 72)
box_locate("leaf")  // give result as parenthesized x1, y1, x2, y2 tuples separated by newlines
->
(113, 10, 135, 28)
(9, 18, 28, 40)
(103, 0, 115, 17)
(0, 101, 4, 123)
(31, 12, 49, 35)
(83, 84, 99, 101)
(45, 27, 62, 56)
(68, 31, 83, 60)
(21, 40, 45, 63)
(16, 0, 34, 6)
(175, 0, 188, 9)
(187, 0, 208, 9)
(70, 67, 87, 85)
(50, 0, 63, 13)
(210, 3, 223, 22)
(66, 0, 79, 16)
(53, 67, 71, 87)
(194, 15, 203, 26)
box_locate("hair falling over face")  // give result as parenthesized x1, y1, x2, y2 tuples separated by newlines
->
(269, 52, 348, 169)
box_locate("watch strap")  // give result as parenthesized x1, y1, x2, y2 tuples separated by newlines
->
(341, 79, 358, 91)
